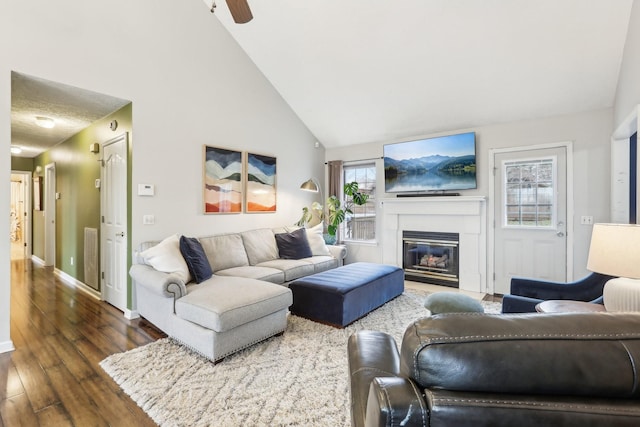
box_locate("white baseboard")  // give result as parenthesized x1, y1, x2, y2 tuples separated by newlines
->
(124, 309, 140, 320)
(54, 268, 101, 300)
(31, 255, 45, 266)
(0, 340, 15, 354)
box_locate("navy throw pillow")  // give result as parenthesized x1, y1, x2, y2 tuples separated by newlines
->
(275, 228, 313, 260)
(179, 236, 213, 284)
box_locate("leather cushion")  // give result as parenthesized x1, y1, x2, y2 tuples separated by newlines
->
(400, 312, 640, 398)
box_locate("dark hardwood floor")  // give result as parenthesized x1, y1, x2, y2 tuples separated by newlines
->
(0, 259, 166, 426)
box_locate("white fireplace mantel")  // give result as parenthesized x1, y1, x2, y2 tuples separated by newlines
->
(380, 196, 487, 293)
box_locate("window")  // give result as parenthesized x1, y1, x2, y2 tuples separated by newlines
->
(343, 163, 376, 241)
(503, 157, 556, 227)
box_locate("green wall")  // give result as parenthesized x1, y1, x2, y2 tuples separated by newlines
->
(33, 103, 132, 293)
(10, 157, 34, 171)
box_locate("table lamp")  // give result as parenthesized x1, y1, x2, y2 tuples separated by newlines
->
(586, 223, 640, 312)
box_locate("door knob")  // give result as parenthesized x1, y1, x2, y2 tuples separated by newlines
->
(117, 232, 125, 237)
(557, 231, 565, 237)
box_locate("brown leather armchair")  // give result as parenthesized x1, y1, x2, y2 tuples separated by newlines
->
(348, 312, 640, 427)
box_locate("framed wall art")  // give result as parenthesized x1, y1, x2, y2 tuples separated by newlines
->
(203, 145, 243, 214)
(245, 152, 276, 213)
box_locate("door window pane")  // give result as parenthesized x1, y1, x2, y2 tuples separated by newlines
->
(503, 157, 556, 228)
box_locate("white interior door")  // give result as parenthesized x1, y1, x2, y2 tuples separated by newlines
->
(493, 146, 569, 295)
(10, 172, 31, 260)
(101, 133, 128, 313)
(44, 163, 56, 267)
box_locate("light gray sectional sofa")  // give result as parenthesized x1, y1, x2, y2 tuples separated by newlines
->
(129, 225, 346, 362)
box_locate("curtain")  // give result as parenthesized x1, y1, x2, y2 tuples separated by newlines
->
(327, 160, 343, 241)
(327, 160, 343, 199)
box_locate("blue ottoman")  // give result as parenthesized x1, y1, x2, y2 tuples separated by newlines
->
(289, 262, 404, 327)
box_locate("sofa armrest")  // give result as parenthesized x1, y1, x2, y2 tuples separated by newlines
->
(129, 264, 187, 299)
(327, 244, 347, 261)
(501, 294, 543, 313)
(510, 273, 613, 301)
(365, 377, 428, 427)
(348, 331, 401, 427)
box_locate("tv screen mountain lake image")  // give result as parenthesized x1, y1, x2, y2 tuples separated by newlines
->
(384, 132, 477, 192)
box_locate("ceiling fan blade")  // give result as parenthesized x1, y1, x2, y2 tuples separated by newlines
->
(226, 0, 253, 24)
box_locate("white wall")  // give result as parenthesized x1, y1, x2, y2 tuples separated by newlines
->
(0, 0, 322, 351)
(326, 108, 613, 284)
(614, 0, 640, 128)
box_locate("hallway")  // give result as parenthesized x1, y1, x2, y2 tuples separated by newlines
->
(0, 259, 164, 426)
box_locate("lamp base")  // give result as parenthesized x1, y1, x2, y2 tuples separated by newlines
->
(603, 277, 640, 312)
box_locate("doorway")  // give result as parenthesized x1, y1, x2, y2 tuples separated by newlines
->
(101, 133, 129, 314)
(10, 172, 31, 260)
(489, 143, 573, 295)
(44, 163, 56, 267)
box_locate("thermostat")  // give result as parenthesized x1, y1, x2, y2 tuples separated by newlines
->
(138, 184, 155, 196)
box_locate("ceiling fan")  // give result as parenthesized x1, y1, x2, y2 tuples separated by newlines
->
(211, 0, 253, 24)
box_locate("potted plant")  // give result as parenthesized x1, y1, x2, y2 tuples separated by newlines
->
(297, 182, 369, 244)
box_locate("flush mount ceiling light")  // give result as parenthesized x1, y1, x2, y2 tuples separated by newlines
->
(35, 116, 55, 128)
(10, 146, 23, 154)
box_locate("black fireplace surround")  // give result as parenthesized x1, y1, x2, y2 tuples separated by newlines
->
(402, 231, 459, 287)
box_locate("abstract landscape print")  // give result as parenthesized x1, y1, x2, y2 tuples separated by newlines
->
(203, 146, 243, 213)
(246, 152, 276, 212)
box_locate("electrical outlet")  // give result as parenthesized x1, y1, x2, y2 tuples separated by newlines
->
(580, 215, 594, 225)
(143, 214, 155, 225)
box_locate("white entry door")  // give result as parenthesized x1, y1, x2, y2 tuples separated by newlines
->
(493, 145, 569, 295)
(101, 133, 129, 313)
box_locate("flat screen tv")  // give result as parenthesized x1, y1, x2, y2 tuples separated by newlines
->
(384, 132, 476, 193)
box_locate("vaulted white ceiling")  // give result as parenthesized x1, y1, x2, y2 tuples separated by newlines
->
(11, 1, 634, 158)
(212, 0, 633, 148)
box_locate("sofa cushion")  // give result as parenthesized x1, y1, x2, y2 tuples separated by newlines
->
(241, 228, 280, 265)
(215, 266, 285, 284)
(179, 236, 213, 284)
(140, 234, 191, 283)
(305, 223, 331, 256)
(199, 234, 249, 272)
(175, 276, 292, 332)
(275, 228, 312, 260)
(256, 259, 315, 282)
(303, 255, 338, 273)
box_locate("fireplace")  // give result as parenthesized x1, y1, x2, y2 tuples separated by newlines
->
(381, 196, 486, 293)
(402, 231, 459, 287)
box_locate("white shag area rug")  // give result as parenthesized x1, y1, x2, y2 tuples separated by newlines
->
(100, 290, 501, 427)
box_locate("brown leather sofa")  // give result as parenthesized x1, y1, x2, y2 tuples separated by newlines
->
(348, 312, 640, 427)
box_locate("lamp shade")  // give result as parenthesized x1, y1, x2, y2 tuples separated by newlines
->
(587, 223, 640, 279)
(300, 178, 319, 193)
